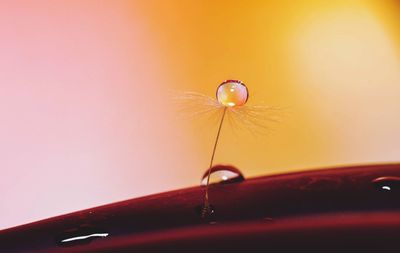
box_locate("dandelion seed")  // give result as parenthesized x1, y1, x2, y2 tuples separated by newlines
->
(174, 80, 283, 218)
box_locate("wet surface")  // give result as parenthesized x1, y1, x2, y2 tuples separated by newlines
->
(1, 163, 400, 252)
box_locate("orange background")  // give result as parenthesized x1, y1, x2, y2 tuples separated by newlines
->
(0, 0, 399, 229)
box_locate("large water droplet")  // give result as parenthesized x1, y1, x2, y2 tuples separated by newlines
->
(55, 225, 109, 247)
(371, 176, 400, 192)
(201, 164, 245, 186)
(216, 80, 249, 107)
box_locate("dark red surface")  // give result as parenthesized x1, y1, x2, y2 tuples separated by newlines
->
(41, 212, 400, 253)
(1, 163, 399, 252)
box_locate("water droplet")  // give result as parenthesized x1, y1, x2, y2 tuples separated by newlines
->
(195, 203, 216, 220)
(55, 225, 109, 247)
(216, 80, 248, 107)
(371, 176, 400, 192)
(201, 165, 245, 186)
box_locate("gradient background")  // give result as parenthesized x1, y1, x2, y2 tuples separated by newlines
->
(0, 0, 399, 229)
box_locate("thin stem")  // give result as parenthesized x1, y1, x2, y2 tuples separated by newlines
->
(204, 106, 227, 207)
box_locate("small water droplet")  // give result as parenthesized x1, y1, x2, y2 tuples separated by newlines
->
(55, 225, 109, 247)
(196, 204, 215, 220)
(201, 165, 245, 186)
(371, 176, 400, 192)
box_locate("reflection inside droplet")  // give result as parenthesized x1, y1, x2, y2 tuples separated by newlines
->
(201, 164, 245, 186)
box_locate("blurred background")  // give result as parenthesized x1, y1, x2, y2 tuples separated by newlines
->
(0, 0, 399, 229)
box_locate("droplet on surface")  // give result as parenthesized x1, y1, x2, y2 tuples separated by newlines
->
(55, 225, 109, 247)
(198, 204, 215, 220)
(216, 80, 249, 107)
(201, 164, 245, 186)
(371, 176, 400, 192)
